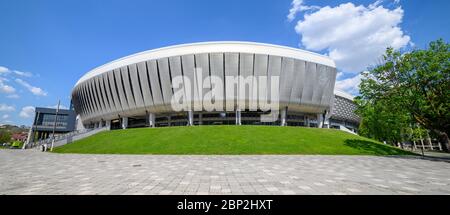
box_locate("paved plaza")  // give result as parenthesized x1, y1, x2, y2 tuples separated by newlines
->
(1, 150, 449, 195)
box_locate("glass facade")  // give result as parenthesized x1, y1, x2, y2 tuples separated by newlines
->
(36, 113, 70, 129)
(107, 111, 321, 129)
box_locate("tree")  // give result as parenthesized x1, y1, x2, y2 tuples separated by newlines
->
(357, 39, 450, 151)
(355, 97, 411, 146)
(0, 130, 12, 144)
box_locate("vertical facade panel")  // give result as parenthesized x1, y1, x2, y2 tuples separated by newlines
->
(312, 64, 327, 106)
(113, 68, 129, 111)
(302, 62, 317, 105)
(267, 56, 282, 105)
(239, 53, 254, 109)
(289, 60, 306, 105)
(84, 81, 96, 115)
(137, 61, 154, 108)
(157, 58, 173, 105)
(147, 60, 164, 107)
(78, 84, 87, 115)
(94, 76, 106, 113)
(74, 86, 84, 116)
(253, 54, 268, 105)
(80, 84, 92, 115)
(97, 75, 111, 114)
(102, 72, 116, 113)
(181, 55, 197, 109)
(169, 56, 183, 78)
(120, 66, 136, 110)
(84, 81, 96, 118)
(239, 53, 254, 77)
(320, 67, 337, 107)
(224, 53, 239, 111)
(129, 64, 145, 109)
(209, 53, 225, 108)
(254, 54, 268, 77)
(279, 58, 295, 105)
(94, 76, 108, 114)
(108, 70, 123, 112)
(169, 56, 186, 109)
(195, 53, 210, 109)
(82, 86, 89, 116)
(71, 90, 79, 115)
(88, 79, 101, 115)
(72, 88, 81, 115)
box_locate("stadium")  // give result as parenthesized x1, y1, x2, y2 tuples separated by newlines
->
(71, 42, 359, 132)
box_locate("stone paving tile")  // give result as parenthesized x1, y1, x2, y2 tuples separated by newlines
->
(0, 150, 450, 195)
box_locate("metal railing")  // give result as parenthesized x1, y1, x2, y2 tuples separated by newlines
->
(29, 128, 97, 149)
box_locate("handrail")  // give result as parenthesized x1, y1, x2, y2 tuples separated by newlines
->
(30, 128, 99, 148)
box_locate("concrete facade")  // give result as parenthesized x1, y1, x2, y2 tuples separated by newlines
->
(71, 42, 358, 130)
(330, 91, 360, 132)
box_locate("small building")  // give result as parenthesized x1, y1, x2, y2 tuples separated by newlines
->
(11, 132, 28, 142)
(25, 107, 76, 146)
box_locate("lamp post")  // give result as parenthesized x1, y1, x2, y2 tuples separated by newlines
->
(23, 110, 40, 149)
(50, 100, 60, 152)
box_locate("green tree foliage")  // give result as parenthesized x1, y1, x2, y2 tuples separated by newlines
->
(355, 98, 411, 146)
(357, 39, 450, 151)
(11, 141, 23, 148)
(0, 130, 12, 144)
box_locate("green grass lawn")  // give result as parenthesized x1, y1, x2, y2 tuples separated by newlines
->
(53, 125, 415, 155)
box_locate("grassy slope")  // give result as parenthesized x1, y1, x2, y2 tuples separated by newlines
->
(54, 126, 414, 155)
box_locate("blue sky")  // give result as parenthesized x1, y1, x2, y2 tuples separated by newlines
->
(0, 0, 449, 126)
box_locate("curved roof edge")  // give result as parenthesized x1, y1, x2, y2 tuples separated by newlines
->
(334, 90, 355, 101)
(75, 41, 336, 87)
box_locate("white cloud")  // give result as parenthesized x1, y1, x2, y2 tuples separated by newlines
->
(287, 0, 320, 22)
(2, 114, 9, 119)
(0, 77, 16, 94)
(0, 70, 14, 94)
(294, 1, 411, 73)
(288, 0, 304, 21)
(6, 94, 20, 99)
(13, 70, 33, 77)
(0, 66, 8, 74)
(0, 83, 16, 94)
(19, 106, 35, 118)
(0, 104, 15, 112)
(335, 74, 363, 95)
(0, 66, 33, 77)
(15, 78, 47, 96)
(369, 0, 384, 9)
(1, 66, 36, 95)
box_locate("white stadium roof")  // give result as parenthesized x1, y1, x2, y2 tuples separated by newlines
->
(75, 41, 336, 87)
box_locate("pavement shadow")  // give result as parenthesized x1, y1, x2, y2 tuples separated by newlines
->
(381, 154, 450, 163)
(344, 139, 415, 156)
(345, 139, 450, 163)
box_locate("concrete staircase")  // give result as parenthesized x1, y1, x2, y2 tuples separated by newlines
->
(339, 125, 358, 135)
(26, 127, 108, 149)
